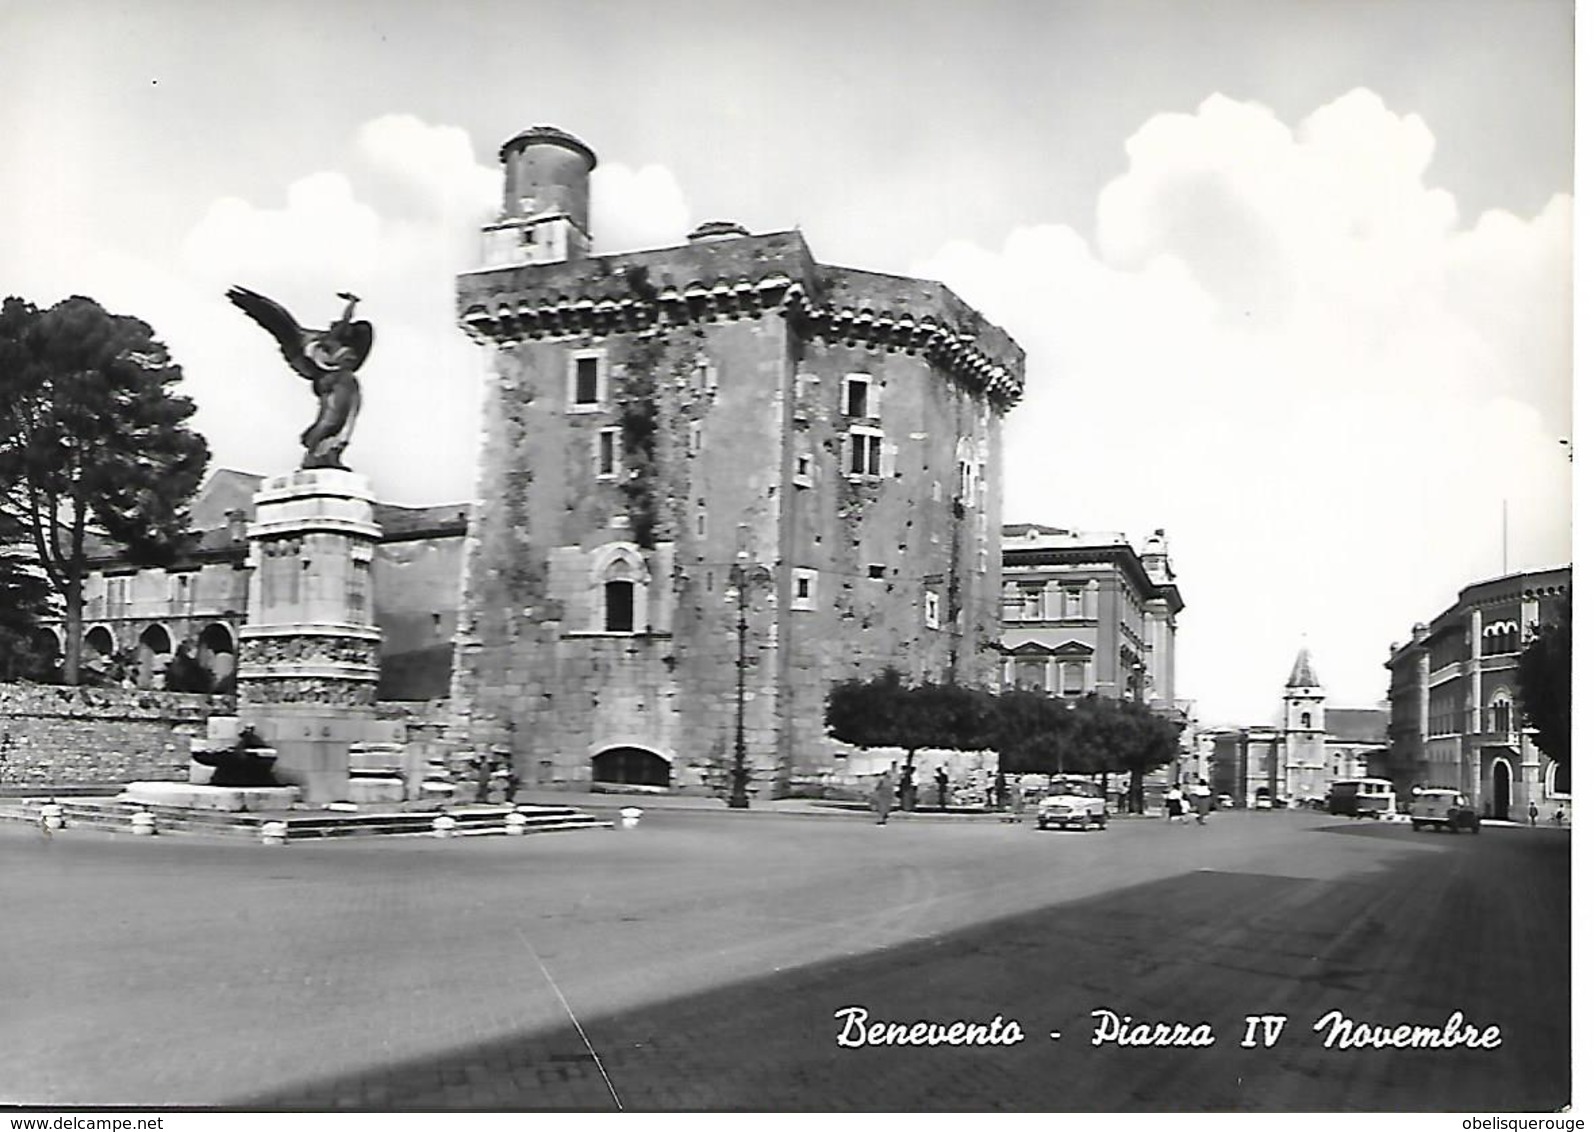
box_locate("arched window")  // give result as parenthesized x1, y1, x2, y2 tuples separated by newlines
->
(1489, 694, 1514, 734)
(592, 543, 647, 634)
(1300, 712, 1311, 727)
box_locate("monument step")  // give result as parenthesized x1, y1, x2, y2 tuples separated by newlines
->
(0, 798, 610, 841)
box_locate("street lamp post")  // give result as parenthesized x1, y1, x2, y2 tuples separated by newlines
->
(727, 556, 771, 809)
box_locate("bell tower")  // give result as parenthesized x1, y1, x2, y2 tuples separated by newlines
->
(1282, 646, 1328, 802)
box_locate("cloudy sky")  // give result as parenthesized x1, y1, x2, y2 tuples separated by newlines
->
(0, 0, 1573, 725)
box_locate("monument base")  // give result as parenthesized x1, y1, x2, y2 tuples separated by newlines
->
(122, 782, 301, 813)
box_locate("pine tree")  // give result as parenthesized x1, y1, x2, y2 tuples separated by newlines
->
(0, 295, 209, 684)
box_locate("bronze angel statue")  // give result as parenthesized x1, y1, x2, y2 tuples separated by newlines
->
(227, 286, 373, 470)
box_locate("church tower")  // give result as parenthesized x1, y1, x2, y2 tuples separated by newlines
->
(1282, 646, 1328, 802)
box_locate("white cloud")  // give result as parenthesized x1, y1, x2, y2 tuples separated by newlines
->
(915, 90, 1571, 724)
(591, 163, 692, 254)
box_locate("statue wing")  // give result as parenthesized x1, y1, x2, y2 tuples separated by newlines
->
(226, 286, 317, 381)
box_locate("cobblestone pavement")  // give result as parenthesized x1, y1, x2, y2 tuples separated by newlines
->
(0, 810, 1569, 1111)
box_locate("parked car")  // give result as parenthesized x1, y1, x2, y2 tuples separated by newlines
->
(1216, 794, 1235, 809)
(1036, 778, 1109, 831)
(1410, 788, 1480, 834)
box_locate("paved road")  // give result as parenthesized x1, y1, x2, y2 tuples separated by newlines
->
(0, 809, 1569, 1111)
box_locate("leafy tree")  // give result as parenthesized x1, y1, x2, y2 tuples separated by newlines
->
(1518, 596, 1571, 778)
(0, 295, 209, 684)
(1107, 699, 1184, 813)
(826, 668, 992, 775)
(988, 688, 1073, 776)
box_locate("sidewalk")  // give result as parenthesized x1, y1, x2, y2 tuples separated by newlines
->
(510, 788, 1010, 822)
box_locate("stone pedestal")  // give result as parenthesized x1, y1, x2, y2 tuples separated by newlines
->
(237, 469, 384, 803)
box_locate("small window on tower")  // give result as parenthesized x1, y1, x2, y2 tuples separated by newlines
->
(791, 568, 818, 611)
(567, 350, 606, 411)
(847, 428, 883, 477)
(575, 358, 600, 403)
(845, 376, 870, 417)
(595, 428, 620, 479)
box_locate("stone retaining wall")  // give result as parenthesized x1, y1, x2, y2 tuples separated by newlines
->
(0, 684, 235, 790)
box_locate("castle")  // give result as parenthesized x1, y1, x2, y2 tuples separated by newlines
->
(449, 127, 1025, 797)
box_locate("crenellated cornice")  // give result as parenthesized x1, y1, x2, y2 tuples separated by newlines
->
(459, 269, 1024, 408)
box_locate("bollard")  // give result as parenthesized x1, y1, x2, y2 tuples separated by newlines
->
(505, 811, 528, 836)
(618, 806, 643, 830)
(39, 802, 64, 831)
(431, 814, 457, 839)
(130, 810, 156, 837)
(261, 821, 288, 846)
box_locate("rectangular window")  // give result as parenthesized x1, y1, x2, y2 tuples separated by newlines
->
(1022, 586, 1042, 620)
(567, 350, 606, 411)
(794, 452, 812, 487)
(925, 591, 942, 629)
(1064, 589, 1083, 618)
(867, 564, 887, 580)
(1062, 662, 1086, 694)
(688, 420, 703, 455)
(845, 376, 870, 417)
(596, 428, 619, 478)
(694, 355, 718, 395)
(604, 580, 635, 633)
(847, 428, 883, 477)
(791, 567, 817, 611)
(1015, 658, 1047, 691)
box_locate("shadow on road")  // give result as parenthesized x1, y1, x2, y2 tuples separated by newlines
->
(234, 828, 1569, 1112)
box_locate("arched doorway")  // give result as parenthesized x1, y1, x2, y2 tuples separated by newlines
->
(1491, 759, 1513, 821)
(81, 626, 117, 684)
(137, 624, 173, 689)
(592, 746, 670, 788)
(197, 623, 236, 693)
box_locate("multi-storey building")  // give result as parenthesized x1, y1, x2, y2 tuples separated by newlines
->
(1386, 566, 1571, 821)
(998, 524, 1182, 709)
(450, 127, 1023, 797)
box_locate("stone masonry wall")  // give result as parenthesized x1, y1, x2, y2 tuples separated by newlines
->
(0, 685, 234, 789)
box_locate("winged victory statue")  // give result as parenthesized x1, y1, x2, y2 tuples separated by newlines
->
(226, 286, 374, 470)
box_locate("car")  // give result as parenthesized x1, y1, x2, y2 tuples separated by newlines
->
(1036, 778, 1109, 831)
(1216, 794, 1235, 809)
(1253, 794, 1274, 810)
(1410, 788, 1481, 834)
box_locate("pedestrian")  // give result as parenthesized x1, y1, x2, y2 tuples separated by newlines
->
(1554, 808, 1565, 827)
(474, 753, 495, 804)
(873, 765, 897, 824)
(1190, 779, 1213, 825)
(935, 766, 950, 810)
(899, 765, 917, 813)
(1528, 802, 1539, 827)
(1166, 785, 1186, 823)
(1009, 775, 1026, 824)
(503, 765, 521, 806)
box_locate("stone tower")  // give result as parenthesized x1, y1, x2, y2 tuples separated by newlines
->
(1282, 646, 1328, 802)
(451, 126, 1025, 799)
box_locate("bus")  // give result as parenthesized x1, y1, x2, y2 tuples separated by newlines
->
(1326, 778, 1396, 819)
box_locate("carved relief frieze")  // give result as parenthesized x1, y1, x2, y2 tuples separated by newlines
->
(237, 676, 377, 707)
(240, 634, 379, 668)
